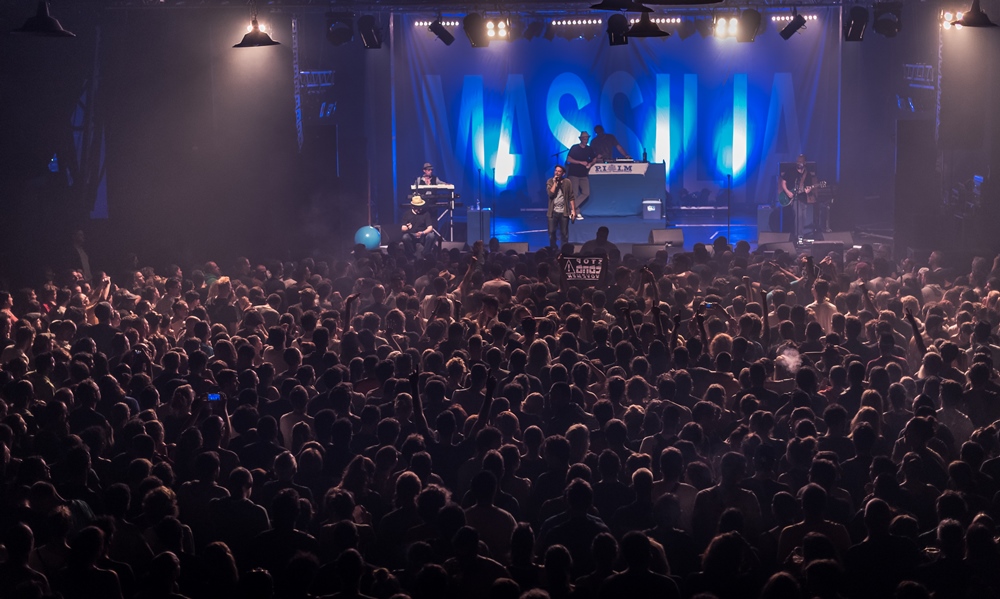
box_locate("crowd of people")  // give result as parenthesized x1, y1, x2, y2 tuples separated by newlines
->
(1, 233, 1000, 599)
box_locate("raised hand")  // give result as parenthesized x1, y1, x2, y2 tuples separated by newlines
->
(409, 369, 420, 396)
(485, 371, 498, 397)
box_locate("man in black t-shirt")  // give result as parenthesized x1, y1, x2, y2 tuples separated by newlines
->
(401, 195, 438, 259)
(567, 131, 597, 220)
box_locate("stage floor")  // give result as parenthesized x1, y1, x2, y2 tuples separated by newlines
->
(454, 209, 758, 252)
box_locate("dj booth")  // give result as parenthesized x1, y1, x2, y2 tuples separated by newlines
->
(579, 161, 667, 218)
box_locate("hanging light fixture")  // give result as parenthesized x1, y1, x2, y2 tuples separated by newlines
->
(590, 0, 652, 13)
(12, 1, 75, 37)
(952, 0, 998, 26)
(628, 12, 670, 37)
(234, 0, 280, 48)
(606, 13, 630, 45)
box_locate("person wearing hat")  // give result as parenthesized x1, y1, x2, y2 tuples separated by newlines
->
(401, 195, 438, 259)
(566, 131, 598, 219)
(414, 162, 448, 187)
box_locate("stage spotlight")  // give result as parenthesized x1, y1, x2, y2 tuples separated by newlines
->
(428, 19, 455, 45)
(629, 11, 670, 37)
(235, 19, 279, 47)
(843, 6, 868, 40)
(326, 12, 354, 46)
(11, 1, 75, 37)
(779, 11, 806, 39)
(952, 0, 998, 26)
(464, 13, 490, 47)
(523, 20, 544, 40)
(235, 1, 279, 48)
(607, 13, 630, 45)
(715, 17, 727, 37)
(873, 2, 902, 37)
(736, 9, 761, 42)
(357, 15, 382, 49)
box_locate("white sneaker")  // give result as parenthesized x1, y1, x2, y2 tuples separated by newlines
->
(576, 214, 584, 220)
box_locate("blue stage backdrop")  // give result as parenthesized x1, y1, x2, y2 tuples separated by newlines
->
(392, 10, 841, 217)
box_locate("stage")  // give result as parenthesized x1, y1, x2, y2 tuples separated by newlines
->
(449, 206, 759, 252)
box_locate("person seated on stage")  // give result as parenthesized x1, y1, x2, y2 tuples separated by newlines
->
(414, 162, 448, 187)
(580, 226, 620, 257)
(401, 195, 439, 259)
(591, 125, 631, 162)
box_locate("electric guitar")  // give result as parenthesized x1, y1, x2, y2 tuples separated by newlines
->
(777, 181, 826, 207)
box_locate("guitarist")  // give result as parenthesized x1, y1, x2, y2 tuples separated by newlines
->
(780, 154, 826, 235)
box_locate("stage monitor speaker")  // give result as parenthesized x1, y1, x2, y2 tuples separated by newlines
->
(642, 199, 663, 220)
(648, 228, 684, 247)
(629, 244, 664, 260)
(757, 205, 771, 233)
(440, 241, 467, 252)
(467, 209, 493, 244)
(497, 242, 529, 254)
(762, 242, 797, 255)
(758, 232, 792, 246)
(810, 241, 845, 261)
(822, 231, 855, 246)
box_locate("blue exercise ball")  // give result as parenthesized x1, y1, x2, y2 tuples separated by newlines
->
(354, 226, 381, 250)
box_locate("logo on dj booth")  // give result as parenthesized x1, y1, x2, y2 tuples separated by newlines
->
(593, 164, 633, 173)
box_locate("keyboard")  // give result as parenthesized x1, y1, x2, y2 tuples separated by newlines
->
(411, 184, 456, 190)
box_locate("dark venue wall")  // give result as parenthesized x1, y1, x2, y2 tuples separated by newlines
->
(0, 4, 105, 284)
(101, 9, 298, 266)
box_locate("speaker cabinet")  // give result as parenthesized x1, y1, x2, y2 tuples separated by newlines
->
(497, 242, 529, 254)
(467, 209, 493, 244)
(630, 244, 664, 260)
(648, 228, 685, 247)
(822, 231, 855, 246)
(758, 232, 792, 246)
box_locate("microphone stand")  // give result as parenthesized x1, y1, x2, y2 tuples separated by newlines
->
(491, 167, 497, 240)
(727, 174, 732, 242)
(477, 168, 484, 243)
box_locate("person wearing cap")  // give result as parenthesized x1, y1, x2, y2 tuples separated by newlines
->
(401, 195, 438, 259)
(566, 130, 598, 219)
(592, 125, 631, 162)
(414, 162, 448, 187)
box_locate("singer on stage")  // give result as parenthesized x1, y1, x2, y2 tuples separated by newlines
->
(547, 164, 576, 249)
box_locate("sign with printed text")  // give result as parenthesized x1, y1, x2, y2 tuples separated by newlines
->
(589, 163, 650, 175)
(559, 255, 608, 286)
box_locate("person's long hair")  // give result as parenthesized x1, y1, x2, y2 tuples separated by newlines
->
(527, 339, 551, 371)
(701, 531, 745, 578)
(338, 455, 375, 496)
